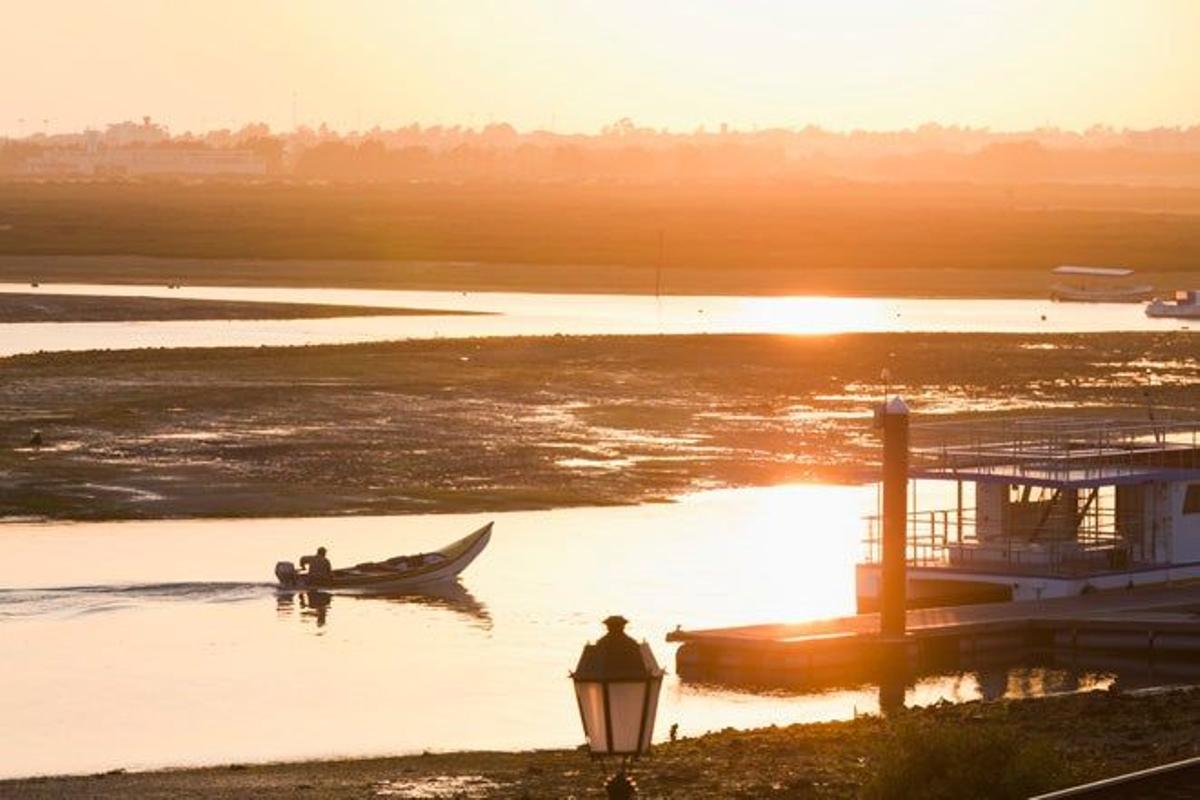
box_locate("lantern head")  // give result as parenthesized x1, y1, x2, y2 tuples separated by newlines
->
(571, 616, 665, 758)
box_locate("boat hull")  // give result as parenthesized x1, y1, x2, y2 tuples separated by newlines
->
(1146, 301, 1200, 319)
(855, 560, 1200, 611)
(277, 522, 492, 593)
(1050, 283, 1154, 303)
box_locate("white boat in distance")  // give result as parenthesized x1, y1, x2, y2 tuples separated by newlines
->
(1146, 290, 1200, 319)
(274, 522, 493, 592)
(1049, 265, 1154, 303)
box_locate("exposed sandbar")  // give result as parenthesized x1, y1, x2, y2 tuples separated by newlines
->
(0, 291, 478, 322)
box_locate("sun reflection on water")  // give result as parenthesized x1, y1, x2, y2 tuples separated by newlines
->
(0, 483, 1162, 778)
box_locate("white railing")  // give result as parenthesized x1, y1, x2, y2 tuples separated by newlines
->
(862, 505, 1145, 574)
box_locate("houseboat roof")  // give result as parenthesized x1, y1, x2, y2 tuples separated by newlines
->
(911, 463, 1200, 489)
(909, 416, 1200, 488)
(1052, 265, 1134, 277)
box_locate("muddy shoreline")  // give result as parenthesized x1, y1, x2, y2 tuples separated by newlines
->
(0, 331, 1196, 520)
(0, 291, 479, 322)
(5, 687, 1200, 798)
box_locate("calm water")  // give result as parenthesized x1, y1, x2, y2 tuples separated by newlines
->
(3, 484, 1130, 779)
(0, 282, 1189, 357)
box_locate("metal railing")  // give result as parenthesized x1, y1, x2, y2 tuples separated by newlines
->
(1029, 755, 1200, 799)
(907, 416, 1200, 483)
(862, 504, 1146, 575)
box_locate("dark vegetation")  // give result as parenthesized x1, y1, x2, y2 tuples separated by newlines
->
(864, 723, 1060, 800)
(0, 182, 1198, 288)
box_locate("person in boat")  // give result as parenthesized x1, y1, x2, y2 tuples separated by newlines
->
(299, 546, 332, 583)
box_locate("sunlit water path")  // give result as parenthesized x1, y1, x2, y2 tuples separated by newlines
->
(3, 484, 1129, 779)
(0, 283, 1189, 357)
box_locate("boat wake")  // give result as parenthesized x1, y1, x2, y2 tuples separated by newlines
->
(0, 581, 274, 619)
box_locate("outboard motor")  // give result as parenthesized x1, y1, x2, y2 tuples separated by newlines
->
(275, 561, 298, 588)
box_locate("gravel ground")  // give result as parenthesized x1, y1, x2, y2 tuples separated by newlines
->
(5, 687, 1200, 798)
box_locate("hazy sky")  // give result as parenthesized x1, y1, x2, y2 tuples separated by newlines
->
(4, 0, 1199, 136)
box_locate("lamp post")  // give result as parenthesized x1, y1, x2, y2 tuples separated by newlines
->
(571, 615, 665, 799)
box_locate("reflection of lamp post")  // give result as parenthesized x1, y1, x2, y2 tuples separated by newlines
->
(572, 615, 664, 799)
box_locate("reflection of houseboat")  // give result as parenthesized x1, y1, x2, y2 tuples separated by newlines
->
(1146, 290, 1200, 319)
(856, 417, 1200, 611)
(1049, 265, 1154, 303)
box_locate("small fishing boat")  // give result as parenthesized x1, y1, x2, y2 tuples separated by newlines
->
(1146, 290, 1200, 319)
(274, 522, 492, 592)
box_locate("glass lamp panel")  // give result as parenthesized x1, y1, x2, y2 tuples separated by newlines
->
(574, 680, 608, 753)
(606, 681, 649, 754)
(639, 676, 663, 752)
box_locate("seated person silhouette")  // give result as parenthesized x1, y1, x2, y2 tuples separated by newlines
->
(299, 546, 332, 584)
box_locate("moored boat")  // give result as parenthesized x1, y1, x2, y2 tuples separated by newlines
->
(274, 522, 493, 592)
(1049, 265, 1154, 303)
(1146, 290, 1200, 319)
(855, 416, 1200, 611)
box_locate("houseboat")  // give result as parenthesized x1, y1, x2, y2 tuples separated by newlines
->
(856, 416, 1200, 611)
(1049, 265, 1154, 303)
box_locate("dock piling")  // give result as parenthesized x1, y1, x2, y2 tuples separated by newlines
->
(878, 396, 910, 639)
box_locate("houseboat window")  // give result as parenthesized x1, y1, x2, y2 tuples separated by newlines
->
(1185, 484, 1200, 515)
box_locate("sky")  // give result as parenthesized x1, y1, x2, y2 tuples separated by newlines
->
(3, 0, 1199, 136)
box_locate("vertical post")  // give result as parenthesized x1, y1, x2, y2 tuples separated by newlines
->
(956, 480, 964, 543)
(879, 396, 910, 639)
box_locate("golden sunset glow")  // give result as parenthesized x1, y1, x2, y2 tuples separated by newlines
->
(6, 1, 1200, 794)
(5, 0, 1200, 134)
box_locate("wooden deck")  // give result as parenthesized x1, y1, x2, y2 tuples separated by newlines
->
(668, 582, 1200, 687)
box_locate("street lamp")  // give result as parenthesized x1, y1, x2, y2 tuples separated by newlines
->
(571, 615, 665, 799)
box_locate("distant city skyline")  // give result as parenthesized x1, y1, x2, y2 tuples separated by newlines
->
(3, 0, 1199, 137)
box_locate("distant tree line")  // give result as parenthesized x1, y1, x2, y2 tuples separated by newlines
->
(6, 118, 1200, 184)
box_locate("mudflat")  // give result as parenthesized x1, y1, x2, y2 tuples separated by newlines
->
(1, 331, 1195, 519)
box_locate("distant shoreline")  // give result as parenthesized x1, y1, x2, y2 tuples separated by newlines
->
(1, 255, 1195, 300)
